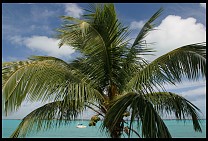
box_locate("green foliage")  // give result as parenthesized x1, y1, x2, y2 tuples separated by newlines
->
(103, 92, 203, 138)
(2, 3, 206, 138)
(10, 100, 83, 138)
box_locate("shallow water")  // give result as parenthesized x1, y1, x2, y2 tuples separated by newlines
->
(2, 119, 206, 138)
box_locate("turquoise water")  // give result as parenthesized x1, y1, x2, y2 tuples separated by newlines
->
(2, 119, 206, 138)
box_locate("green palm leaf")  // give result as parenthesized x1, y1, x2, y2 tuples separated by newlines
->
(103, 91, 202, 138)
(2, 3, 206, 138)
(57, 3, 130, 95)
(2, 56, 103, 116)
(127, 42, 206, 93)
(119, 8, 164, 94)
(145, 92, 202, 132)
(125, 8, 163, 65)
(103, 92, 172, 138)
(10, 100, 84, 138)
(132, 8, 163, 47)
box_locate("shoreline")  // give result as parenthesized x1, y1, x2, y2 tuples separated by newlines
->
(2, 119, 206, 120)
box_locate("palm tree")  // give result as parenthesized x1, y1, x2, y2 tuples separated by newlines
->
(2, 4, 206, 138)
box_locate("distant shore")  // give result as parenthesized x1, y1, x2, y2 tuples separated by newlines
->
(2, 118, 206, 120)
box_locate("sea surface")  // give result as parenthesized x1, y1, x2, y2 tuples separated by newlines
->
(2, 119, 206, 138)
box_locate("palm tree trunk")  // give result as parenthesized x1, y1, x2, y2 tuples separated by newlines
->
(109, 84, 117, 100)
(107, 84, 123, 138)
(109, 119, 124, 138)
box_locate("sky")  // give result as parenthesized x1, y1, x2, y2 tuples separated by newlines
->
(2, 3, 206, 119)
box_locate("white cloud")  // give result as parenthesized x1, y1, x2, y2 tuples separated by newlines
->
(9, 35, 75, 58)
(200, 3, 206, 9)
(162, 85, 206, 119)
(191, 98, 206, 118)
(164, 80, 206, 91)
(18, 3, 34, 4)
(2, 101, 46, 119)
(143, 15, 206, 61)
(181, 86, 206, 118)
(155, 79, 206, 101)
(29, 25, 52, 34)
(136, 15, 206, 118)
(2, 25, 21, 37)
(180, 86, 206, 101)
(2, 100, 96, 119)
(64, 3, 83, 18)
(156, 79, 206, 118)
(31, 7, 56, 20)
(9, 35, 24, 46)
(130, 20, 145, 30)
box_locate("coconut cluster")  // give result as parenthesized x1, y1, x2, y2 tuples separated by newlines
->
(89, 115, 100, 126)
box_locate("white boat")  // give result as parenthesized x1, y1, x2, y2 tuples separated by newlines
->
(76, 113, 87, 128)
(76, 123, 87, 128)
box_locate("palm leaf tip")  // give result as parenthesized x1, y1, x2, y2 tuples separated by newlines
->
(145, 92, 203, 133)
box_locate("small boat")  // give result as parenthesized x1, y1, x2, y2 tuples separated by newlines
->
(76, 123, 87, 128)
(76, 113, 87, 128)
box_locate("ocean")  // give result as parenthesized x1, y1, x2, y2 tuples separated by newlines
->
(2, 119, 206, 138)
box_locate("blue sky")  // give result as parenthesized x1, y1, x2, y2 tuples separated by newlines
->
(2, 3, 206, 119)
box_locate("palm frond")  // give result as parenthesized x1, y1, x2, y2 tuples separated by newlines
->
(103, 92, 172, 138)
(132, 8, 163, 47)
(3, 3, 206, 138)
(56, 4, 130, 93)
(119, 8, 164, 94)
(85, 104, 104, 117)
(2, 56, 103, 116)
(145, 92, 202, 132)
(125, 8, 163, 65)
(10, 100, 84, 138)
(154, 42, 206, 80)
(127, 42, 206, 93)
